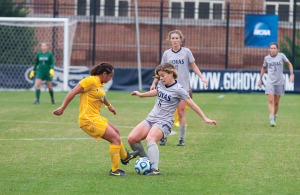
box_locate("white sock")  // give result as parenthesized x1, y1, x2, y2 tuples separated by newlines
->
(269, 115, 274, 122)
(147, 141, 159, 170)
(130, 142, 149, 158)
(179, 125, 186, 141)
(274, 114, 277, 121)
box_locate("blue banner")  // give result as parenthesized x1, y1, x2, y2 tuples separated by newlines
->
(245, 14, 278, 48)
(1, 65, 299, 94)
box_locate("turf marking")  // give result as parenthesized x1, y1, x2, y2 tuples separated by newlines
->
(0, 137, 126, 141)
(0, 120, 135, 128)
(186, 132, 300, 137)
(217, 95, 225, 98)
(0, 131, 177, 141)
(0, 98, 299, 105)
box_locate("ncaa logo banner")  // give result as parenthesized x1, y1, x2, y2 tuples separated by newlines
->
(245, 14, 278, 47)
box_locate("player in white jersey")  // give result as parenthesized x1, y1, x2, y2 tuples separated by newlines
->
(150, 30, 208, 146)
(258, 42, 294, 127)
(128, 63, 216, 175)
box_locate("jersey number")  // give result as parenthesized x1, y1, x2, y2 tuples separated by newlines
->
(158, 99, 163, 107)
(100, 95, 105, 103)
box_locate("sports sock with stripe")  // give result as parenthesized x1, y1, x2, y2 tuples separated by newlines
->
(109, 144, 120, 172)
(130, 142, 149, 158)
(147, 141, 159, 170)
(119, 142, 127, 160)
(179, 125, 186, 141)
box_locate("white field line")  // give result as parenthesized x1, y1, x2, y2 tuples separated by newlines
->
(217, 95, 225, 98)
(0, 99, 153, 103)
(0, 136, 127, 141)
(186, 132, 300, 137)
(0, 131, 177, 141)
(0, 98, 299, 106)
(0, 120, 135, 129)
(1, 131, 298, 140)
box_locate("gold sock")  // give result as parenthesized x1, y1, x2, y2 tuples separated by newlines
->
(109, 145, 120, 172)
(119, 142, 127, 160)
(174, 108, 179, 124)
(185, 104, 189, 114)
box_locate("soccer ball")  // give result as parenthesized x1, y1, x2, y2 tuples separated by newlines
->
(135, 157, 151, 175)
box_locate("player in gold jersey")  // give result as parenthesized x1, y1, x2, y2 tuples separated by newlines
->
(53, 63, 138, 176)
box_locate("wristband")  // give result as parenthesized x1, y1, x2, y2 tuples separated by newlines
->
(105, 104, 112, 108)
(290, 71, 293, 75)
(260, 76, 263, 80)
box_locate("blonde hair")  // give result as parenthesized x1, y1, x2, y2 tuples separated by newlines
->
(153, 62, 178, 80)
(167, 30, 184, 41)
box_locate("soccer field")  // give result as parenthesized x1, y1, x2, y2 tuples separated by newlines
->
(0, 91, 300, 194)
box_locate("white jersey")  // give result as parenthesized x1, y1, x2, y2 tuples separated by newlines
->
(263, 53, 289, 85)
(161, 47, 195, 91)
(146, 81, 190, 127)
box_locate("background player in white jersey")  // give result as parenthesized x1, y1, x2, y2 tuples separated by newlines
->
(258, 42, 294, 127)
(150, 30, 208, 146)
(173, 37, 193, 127)
(128, 63, 216, 175)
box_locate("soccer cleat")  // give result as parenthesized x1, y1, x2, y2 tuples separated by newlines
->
(34, 101, 39, 104)
(159, 137, 167, 146)
(109, 169, 128, 177)
(121, 150, 139, 165)
(177, 140, 185, 146)
(270, 121, 276, 127)
(146, 168, 161, 176)
(52, 99, 56, 104)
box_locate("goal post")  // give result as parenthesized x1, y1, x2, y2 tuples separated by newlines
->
(0, 17, 74, 91)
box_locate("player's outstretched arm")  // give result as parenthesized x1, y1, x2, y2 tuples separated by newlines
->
(190, 62, 208, 88)
(131, 89, 158, 98)
(185, 98, 217, 125)
(53, 84, 84, 115)
(258, 66, 267, 88)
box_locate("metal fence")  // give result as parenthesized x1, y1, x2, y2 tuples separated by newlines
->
(1, 1, 300, 70)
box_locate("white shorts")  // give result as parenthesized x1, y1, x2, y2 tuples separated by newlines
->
(265, 84, 285, 96)
(142, 119, 172, 139)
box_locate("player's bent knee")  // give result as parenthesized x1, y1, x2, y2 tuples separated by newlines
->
(112, 135, 121, 145)
(145, 135, 155, 143)
(127, 135, 138, 145)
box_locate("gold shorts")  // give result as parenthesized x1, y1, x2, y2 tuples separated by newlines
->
(80, 116, 108, 140)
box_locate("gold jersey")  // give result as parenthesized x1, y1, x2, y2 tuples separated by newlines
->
(78, 76, 106, 127)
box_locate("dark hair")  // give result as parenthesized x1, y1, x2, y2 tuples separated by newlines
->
(269, 42, 278, 49)
(153, 62, 178, 80)
(90, 62, 114, 76)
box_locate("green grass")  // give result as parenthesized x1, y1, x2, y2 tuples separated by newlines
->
(0, 91, 300, 194)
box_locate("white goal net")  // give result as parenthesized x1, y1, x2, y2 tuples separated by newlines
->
(0, 18, 77, 91)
